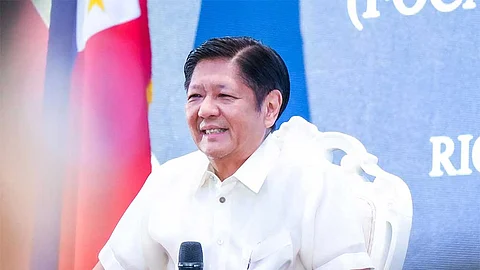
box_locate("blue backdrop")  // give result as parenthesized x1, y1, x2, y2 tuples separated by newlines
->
(148, 1, 480, 269)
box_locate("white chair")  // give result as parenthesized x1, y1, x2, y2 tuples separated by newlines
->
(319, 131, 413, 270)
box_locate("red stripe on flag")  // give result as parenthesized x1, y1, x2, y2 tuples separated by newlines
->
(58, 0, 152, 269)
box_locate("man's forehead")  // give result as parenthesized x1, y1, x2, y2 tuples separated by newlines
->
(192, 58, 241, 76)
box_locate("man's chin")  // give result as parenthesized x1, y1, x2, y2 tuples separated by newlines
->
(201, 148, 228, 160)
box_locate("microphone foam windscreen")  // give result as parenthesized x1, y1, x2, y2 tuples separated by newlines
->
(179, 241, 203, 263)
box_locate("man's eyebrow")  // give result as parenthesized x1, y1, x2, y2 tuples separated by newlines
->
(189, 84, 230, 91)
(188, 84, 204, 90)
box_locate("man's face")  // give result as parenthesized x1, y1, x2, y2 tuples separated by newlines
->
(185, 58, 269, 163)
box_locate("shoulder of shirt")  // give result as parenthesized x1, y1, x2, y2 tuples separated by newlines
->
(160, 150, 207, 168)
(148, 150, 208, 182)
(271, 141, 338, 192)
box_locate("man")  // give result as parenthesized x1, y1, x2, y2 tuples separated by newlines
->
(94, 37, 373, 269)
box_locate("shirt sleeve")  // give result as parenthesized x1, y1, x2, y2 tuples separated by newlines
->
(98, 165, 168, 270)
(303, 163, 374, 270)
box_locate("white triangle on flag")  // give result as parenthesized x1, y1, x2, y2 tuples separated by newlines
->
(32, 0, 52, 27)
(76, 0, 141, 52)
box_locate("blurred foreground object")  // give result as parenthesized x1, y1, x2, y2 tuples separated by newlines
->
(0, 1, 49, 269)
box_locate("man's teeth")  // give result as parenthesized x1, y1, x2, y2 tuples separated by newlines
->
(205, 128, 226, 134)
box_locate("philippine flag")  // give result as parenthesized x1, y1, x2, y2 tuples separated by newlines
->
(32, 0, 152, 269)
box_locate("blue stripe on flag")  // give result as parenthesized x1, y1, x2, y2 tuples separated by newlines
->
(194, 0, 310, 127)
(31, 0, 77, 269)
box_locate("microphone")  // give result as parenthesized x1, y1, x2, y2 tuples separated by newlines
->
(178, 241, 204, 270)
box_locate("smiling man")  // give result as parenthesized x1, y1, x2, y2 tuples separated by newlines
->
(185, 56, 282, 181)
(94, 37, 373, 270)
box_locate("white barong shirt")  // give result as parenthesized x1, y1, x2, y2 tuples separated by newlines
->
(99, 117, 373, 270)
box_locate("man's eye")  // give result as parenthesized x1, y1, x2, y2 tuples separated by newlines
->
(188, 94, 201, 99)
(219, 94, 235, 98)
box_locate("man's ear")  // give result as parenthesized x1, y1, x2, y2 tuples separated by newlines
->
(263, 90, 282, 128)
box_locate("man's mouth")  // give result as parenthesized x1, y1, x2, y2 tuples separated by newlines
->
(203, 128, 228, 135)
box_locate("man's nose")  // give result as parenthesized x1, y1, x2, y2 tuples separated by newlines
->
(198, 97, 220, 118)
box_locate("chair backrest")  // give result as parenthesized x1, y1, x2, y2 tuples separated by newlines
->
(319, 131, 413, 270)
